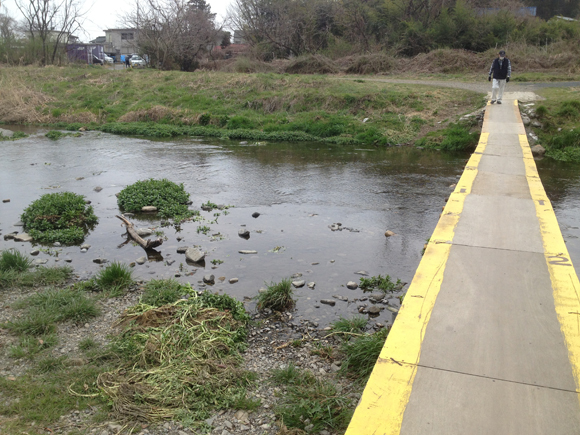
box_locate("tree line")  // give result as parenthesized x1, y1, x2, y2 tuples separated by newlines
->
(0, 0, 579, 68)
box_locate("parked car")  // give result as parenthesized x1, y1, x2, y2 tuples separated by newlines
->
(130, 55, 146, 68)
(103, 54, 114, 64)
(92, 55, 103, 65)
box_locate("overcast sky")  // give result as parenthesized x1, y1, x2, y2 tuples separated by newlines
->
(1, 0, 233, 42)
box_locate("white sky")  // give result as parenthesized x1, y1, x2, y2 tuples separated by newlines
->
(1, 0, 233, 42)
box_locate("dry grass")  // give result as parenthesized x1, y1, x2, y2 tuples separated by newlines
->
(118, 105, 178, 123)
(284, 54, 339, 75)
(0, 68, 53, 123)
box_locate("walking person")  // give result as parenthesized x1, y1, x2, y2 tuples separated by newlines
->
(488, 50, 511, 104)
(124, 55, 131, 69)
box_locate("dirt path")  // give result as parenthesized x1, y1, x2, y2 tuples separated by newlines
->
(337, 77, 580, 102)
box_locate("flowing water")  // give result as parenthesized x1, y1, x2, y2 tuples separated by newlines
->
(1, 129, 579, 327)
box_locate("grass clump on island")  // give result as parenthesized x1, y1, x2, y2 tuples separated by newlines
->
(117, 178, 197, 223)
(21, 192, 98, 245)
(271, 363, 354, 433)
(98, 291, 253, 424)
(0, 131, 27, 141)
(0, 249, 73, 289)
(255, 278, 295, 312)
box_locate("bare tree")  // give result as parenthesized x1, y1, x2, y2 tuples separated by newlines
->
(15, 0, 86, 65)
(0, 8, 18, 63)
(127, 0, 220, 71)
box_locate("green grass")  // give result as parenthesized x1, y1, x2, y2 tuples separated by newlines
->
(8, 333, 58, 359)
(340, 328, 390, 381)
(141, 278, 189, 306)
(416, 122, 479, 152)
(117, 178, 196, 222)
(94, 261, 133, 291)
(0, 249, 32, 272)
(0, 265, 73, 289)
(331, 316, 368, 334)
(0, 364, 108, 431)
(78, 336, 99, 351)
(272, 363, 353, 433)
(527, 88, 580, 163)
(255, 278, 295, 312)
(20, 192, 98, 245)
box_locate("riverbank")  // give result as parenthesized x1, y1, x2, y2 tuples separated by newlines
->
(0, 66, 484, 147)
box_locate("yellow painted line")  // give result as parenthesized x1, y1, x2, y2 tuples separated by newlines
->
(520, 131, 580, 401)
(345, 113, 490, 435)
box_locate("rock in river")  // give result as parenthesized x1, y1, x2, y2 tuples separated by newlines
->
(176, 246, 188, 254)
(320, 299, 336, 306)
(292, 280, 305, 288)
(385, 230, 396, 237)
(136, 256, 146, 265)
(93, 258, 108, 264)
(368, 306, 382, 315)
(346, 281, 358, 290)
(142, 206, 157, 212)
(307, 282, 315, 289)
(203, 274, 215, 285)
(185, 248, 205, 263)
(252, 212, 260, 218)
(239, 250, 257, 255)
(14, 233, 33, 242)
(238, 229, 250, 238)
(136, 228, 153, 237)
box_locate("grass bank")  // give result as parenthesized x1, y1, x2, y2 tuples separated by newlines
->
(528, 87, 580, 163)
(0, 66, 484, 146)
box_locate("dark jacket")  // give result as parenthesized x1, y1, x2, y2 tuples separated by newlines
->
(489, 57, 511, 80)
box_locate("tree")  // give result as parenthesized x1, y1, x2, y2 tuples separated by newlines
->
(0, 8, 18, 63)
(128, 0, 219, 71)
(14, 0, 85, 65)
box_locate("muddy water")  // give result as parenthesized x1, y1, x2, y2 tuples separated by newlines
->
(1, 130, 579, 328)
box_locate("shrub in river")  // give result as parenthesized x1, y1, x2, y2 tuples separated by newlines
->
(272, 363, 353, 433)
(21, 192, 98, 245)
(117, 178, 195, 222)
(0, 131, 27, 141)
(359, 274, 402, 294)
(340, 327, 390, 380)
(94, 262, 133, 292)
(255, 278, 295, 312)
(0, 249, 32, 273)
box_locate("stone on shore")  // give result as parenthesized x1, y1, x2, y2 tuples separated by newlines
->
(185, 248, 205, 263)
(531, 144, 546, 156)
(141, 206, 157, 212)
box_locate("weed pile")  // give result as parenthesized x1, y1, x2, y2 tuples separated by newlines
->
(284, 55, 339, 75)
(345, 54, 395, 75)
(98, 294, 253, 423)
(117, 178, 196, 223)
(21, 192, 98, 245)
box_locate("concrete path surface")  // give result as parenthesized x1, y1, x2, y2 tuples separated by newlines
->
(345, 100, 580, 434)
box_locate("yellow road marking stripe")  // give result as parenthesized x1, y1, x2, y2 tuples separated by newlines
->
(345, 112, 490, 435)
(520, 131, 580, 399)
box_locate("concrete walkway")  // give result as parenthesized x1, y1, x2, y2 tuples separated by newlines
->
(346, 100, 580, 434)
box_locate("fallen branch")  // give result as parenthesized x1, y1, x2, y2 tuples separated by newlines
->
(116, 215, 163, 250)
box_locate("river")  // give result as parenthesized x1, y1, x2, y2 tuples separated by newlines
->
(1, 129, 579, 328)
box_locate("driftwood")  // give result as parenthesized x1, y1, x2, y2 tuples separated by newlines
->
(116, 215, 163, 250)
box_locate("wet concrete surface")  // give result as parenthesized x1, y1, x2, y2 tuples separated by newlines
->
(1, 129, 578, 327)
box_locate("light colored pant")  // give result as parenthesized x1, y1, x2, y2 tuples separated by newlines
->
(491, 78, 507, 101)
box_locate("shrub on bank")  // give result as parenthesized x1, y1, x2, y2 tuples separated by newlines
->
(416, 122, 479, 152)
(117, 178, 195, 222)
(21, 192, 98, 245)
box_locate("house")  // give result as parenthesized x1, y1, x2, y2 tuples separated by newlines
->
(103, 28, 139, 57)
